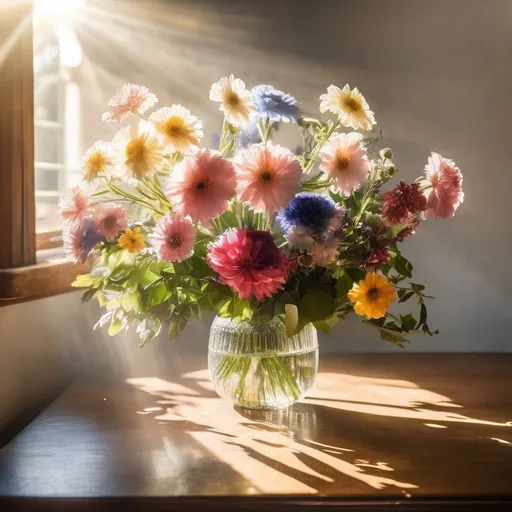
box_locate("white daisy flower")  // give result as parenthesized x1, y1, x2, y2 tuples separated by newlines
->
(150, 105, 203, 153)
(209, 74, 255, 127)
(320, 84, 376, 131)
(81, 141, 115, 183)
(112, 119, 164, 180)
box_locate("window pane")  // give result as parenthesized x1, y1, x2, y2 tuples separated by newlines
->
(34, 15, 81, 234)
(35, 127, 63, 164)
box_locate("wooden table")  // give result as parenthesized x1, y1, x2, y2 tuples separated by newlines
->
(1, 354, 512, 511)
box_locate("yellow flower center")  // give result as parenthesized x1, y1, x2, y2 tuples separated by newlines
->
(124, 137, 154, 178)
(163, 116, 186, 138)
(224, 91, 240, 107)
(86, 151, 108, 176)
(334, 152, 351, 172)
(342, 96, 362, 113)
(125, 138, 147, 164)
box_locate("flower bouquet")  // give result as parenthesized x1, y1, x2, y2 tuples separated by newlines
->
(62, 77, 463, 409)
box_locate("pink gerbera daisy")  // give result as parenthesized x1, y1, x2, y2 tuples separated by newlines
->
(420, 152, 464, 219)
(93, 203, 129, 238)
(207, 228, 291, 301)
(102, 84, 158, 123)
(319, 132, 369, 196)
(234, 143, 302, 214)
(58, 186, 90, 224)
(164, 149, 236, 223)
(149, 214, 196, 262)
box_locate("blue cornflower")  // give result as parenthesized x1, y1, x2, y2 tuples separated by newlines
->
(277, 192, 338, 236)
(236, 119, 262, 149)
(251, 84, 300, 124)
(64, 217, 105, 264)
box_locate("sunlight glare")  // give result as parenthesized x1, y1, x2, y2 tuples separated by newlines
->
(35, 0, 85, 16)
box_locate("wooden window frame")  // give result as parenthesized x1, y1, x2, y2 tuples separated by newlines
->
(0, 3, 85, 305)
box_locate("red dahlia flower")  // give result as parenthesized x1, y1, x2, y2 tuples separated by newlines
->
(207, 228, 291, 301)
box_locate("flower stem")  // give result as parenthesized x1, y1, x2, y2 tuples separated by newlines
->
(303, 120, 339, 173)
(103, 178, 165, 215)
(257, 118, 272, 143)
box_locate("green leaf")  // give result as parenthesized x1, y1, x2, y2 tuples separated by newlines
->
(81, 288, 97, 303)
(345, 267, 366, 284)
(108, 264, 133, 282)
(219, 295, 254, 321)
(299, 288, 333, 322)
(400, 314, 417, 332)
(313, 315, 339, 334)
(398, 290, 414, 303)
(418, 303, 427, 327)
(393, 254, 413, 278)
(168, 308, 191, 340)
(96, 291, 107, 307)
(379, 328, 408, 347)
(217, 210, 240, 231)
(108, 317, 124, 336)
(142, 282, 170, 310)
(120, 292, 142, 312)
(73, 274, 103, 288)
(285, 304, 298, 337)
(132, 268, 161, 288)
(335, 271, 354, 296)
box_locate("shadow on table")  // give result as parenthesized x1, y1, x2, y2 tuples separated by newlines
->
(127, 369, 512, 495)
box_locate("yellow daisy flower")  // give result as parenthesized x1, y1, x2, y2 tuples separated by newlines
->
(320, 84, 376, 131)
(82, 141, 114, 183)
(209, 74, 255, 127)
(118, 226, 146, 253)
(348, 272, 397, 319)
(112, 120, 164, 180)
(150, 105, 203, 153)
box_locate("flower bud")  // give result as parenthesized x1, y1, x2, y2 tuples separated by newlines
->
(380, 148, 393, 160)
(386, 165, 397, 176)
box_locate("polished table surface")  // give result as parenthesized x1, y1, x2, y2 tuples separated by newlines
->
(1, 354, 512, 511)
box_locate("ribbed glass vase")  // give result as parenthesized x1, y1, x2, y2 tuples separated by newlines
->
(208, 315, 319, 409)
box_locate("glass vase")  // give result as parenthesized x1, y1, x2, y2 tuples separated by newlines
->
(208, 315, 319, 410)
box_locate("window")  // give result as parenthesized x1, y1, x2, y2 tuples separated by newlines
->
(34, 19, 83, 235)
(0, 1, 88, 303)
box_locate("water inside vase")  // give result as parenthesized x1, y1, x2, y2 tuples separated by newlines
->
(208, 316, 319, 409)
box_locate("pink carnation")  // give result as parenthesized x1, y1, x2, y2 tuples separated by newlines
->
(234, 143, 302, 214)
(421, 152, 464, 219)
(207, 228, 291, 301)
(58, 186, 90, 224)
(102, 84, 158, 123)
(94, 203, 128, 238)
(165, 149, 236, 223)
(310, 239, 339, 266)
(149, 214, 196, 262)
(381, 181, 427, 226)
